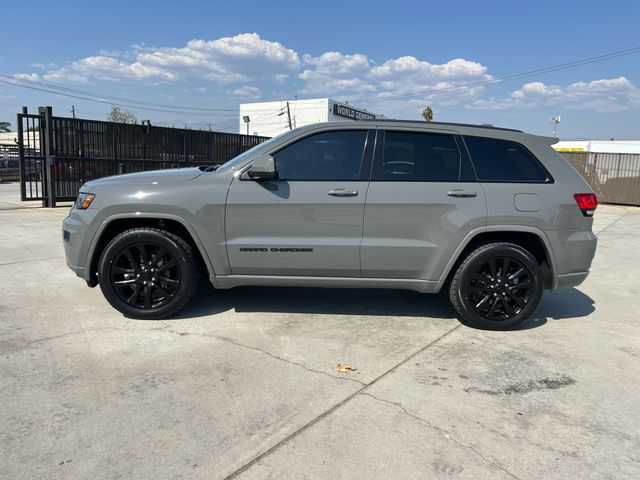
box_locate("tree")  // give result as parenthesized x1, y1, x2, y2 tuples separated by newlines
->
(0, 122, 10, 133)
(421, 106, 433, 123)
(106, 106, 138, 124)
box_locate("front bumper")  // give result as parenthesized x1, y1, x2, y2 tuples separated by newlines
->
(62, 207, 99, 283)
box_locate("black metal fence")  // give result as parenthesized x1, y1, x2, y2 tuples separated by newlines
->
(561, 151, 640, 206)
(17, 106, 269, 206)
(0, 144, 20, 182)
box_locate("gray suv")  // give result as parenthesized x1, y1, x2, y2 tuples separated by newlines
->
(63, 120, 598, 329)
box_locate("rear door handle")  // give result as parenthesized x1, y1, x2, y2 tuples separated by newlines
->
(447, 189, 477, 198)
(328, 189, 359, 197)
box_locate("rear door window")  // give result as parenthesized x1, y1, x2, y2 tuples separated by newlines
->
(377, 131, 461, 181)
(463, 136, 551, 182)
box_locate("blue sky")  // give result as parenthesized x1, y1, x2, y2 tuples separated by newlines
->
(1, 0, 639, 138)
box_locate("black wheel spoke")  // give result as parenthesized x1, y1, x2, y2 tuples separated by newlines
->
(475, 294, 491, 309)
(508, 268, 524, 281)
(488, 258, 497, 277)
(510, 280, 531, 290)
(144, 287, 152, 308)
(501, 297, 516, 316)
(158, 258, 177, 272)
(471, 273, 489, 284)
(154, 284, 172, 299)
(112, 266, 135, 274)
(153, 248, 168, 265)
(507, 290, 527, 308)
(486, 297, 499, 317)
(157, 274, 179, 285)
(124, 248, 138, 270)
(126, 284, 140, 305)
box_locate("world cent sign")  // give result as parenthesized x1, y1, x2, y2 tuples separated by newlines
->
(332, 104, 376, 121)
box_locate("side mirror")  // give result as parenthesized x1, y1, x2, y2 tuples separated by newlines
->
(241, 154, 277, 180)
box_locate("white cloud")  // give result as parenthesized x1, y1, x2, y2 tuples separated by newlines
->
(299, 51, 375, 94)
(13, 73, 40, 81)
(40, 33, 299, 85)
(467, 77, 640, 112)
(228, 85, 261, 100)
(297, 52, 491, 112)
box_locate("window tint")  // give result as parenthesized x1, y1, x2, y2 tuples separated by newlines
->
(381, 131, 460, 181)
(273, 130, 367, 181)
(464, 136, 550, 182)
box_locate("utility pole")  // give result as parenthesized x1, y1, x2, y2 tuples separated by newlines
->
(71, 105, 76, 119)
(286, 101, 293, 130)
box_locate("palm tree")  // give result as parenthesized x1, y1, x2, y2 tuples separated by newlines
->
(421, 106, 433, 122)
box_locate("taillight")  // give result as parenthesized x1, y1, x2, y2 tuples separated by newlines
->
(573, 193, 598, 217)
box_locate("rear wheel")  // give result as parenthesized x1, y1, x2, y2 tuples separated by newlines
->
(98, 228, 198, 319)
(449, 242, 544, 330)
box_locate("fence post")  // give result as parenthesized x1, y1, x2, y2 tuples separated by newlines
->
(41, 106, 56, 208)
(17, 107, 27, 201)
(183, 126, 188, 164)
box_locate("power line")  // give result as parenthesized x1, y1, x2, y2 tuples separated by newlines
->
(0, 73, 238, 113)
(0, 78, 239, 117)
(352, 46, 640, 105)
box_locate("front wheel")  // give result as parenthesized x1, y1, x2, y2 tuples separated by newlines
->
(449, 242, 544, 330)
(98, 228, 198, 319)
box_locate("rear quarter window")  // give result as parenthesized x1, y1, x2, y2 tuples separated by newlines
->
(463, 136, 552, 183)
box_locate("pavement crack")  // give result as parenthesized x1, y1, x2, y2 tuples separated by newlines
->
(0, 255, 65, 267)
(4, 326, 132, 354)
(215, 334, 367, 386)
(595, 208, 632, 236)
(155, 325, 366, 386)
(222, 324, 462, 480)
(361, 391, 521, 480)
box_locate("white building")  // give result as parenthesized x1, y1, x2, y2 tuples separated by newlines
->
(238, 98, 385, 137)
(554, 140, 640, 154)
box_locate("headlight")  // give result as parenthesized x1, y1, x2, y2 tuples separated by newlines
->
(75, 192, 95, 210)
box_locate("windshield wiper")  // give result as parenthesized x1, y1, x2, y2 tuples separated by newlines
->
(203, 164, 220, 172)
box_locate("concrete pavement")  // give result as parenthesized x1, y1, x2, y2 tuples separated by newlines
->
(0, 181, 638, 479)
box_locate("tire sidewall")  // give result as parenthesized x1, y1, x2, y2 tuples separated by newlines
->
(454, 245, 544, 330)
(98, 230, 194, 319)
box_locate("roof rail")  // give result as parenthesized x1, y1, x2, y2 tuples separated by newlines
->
(358, 119, 523, 133)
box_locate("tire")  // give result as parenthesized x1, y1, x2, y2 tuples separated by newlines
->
(98, 228, 198, 319)
(449, 242, 544, 330)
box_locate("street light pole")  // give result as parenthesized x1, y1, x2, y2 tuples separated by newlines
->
(242, 115, 250, 135)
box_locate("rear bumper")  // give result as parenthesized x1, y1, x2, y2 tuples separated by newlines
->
(554, 271, 589, 290)
(546, 229, 597, 290)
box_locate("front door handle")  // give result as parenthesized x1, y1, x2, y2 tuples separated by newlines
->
(328, 189, 359, 197)
(447, 189, 477, 198)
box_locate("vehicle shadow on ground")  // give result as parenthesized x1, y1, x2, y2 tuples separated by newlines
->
(173, 281, 456, 319)
(171, 280, 596, 328)
(516, 288, 596, 330)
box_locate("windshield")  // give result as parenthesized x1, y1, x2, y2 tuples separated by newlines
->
(215, 130, 296, 173)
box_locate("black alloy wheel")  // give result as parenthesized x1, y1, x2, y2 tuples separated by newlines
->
(449, 242, 544, 330)
(98, 228, 198, 319)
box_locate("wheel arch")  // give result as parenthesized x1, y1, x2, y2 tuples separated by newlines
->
(437, 226, 556, 291)
(86, 213, 214, 286)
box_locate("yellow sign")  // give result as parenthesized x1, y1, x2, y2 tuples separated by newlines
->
(555, 147, 585, 152)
